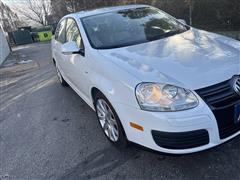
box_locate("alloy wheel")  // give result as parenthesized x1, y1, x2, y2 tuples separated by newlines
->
(96, 99, 119, 142)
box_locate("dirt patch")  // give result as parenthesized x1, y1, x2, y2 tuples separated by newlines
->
(0, 60, 39, 78)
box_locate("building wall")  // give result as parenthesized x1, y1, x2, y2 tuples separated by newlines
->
(0, 28, 10, 65)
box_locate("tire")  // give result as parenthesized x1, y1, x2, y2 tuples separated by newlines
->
(93, 91, 128, 148)
(55, 65, 69, 87)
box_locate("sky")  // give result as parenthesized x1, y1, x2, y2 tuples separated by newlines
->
(1, 0, 38, 26)
(2, 0, 25, 6)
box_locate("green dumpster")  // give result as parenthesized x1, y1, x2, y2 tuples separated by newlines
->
(12, 30, 33, 45)
(38, 31, 52, 42)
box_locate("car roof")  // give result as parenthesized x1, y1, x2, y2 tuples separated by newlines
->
(64, 4, 151, 19)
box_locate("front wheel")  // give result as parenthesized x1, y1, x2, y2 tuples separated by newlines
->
(94, 92, 128, 148)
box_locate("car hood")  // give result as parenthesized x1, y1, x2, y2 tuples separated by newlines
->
(98, 28, 240, 90)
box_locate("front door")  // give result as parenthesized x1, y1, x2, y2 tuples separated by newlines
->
(63, 18, 90, 100)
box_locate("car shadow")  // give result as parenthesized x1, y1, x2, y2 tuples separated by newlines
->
(58, 146, 140, 180)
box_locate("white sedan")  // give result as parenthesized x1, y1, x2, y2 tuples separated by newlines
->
(52, 5, 240, 154)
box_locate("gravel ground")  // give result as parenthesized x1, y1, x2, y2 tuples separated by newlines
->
(0, 42, 240, 180)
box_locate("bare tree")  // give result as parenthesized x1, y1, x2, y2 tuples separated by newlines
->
(50, 0, 68, 21)
(14, 0, 52, 26)
(0, 0, 21, 32)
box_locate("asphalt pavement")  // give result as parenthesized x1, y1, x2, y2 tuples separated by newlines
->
(1, 42, 240, 180)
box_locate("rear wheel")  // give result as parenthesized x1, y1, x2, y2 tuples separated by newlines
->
(93, 91, 128, 148)
(55, 65, 68, 87)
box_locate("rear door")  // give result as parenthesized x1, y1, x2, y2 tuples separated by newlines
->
(53, 19, 67, 76)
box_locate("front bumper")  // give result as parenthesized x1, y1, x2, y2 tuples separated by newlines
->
(113, 98, 240, 154)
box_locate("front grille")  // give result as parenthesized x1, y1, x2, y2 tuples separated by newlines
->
(152, 130, 209, 150)
(196, 79, 240, 110)
(196, 78, 240, 139)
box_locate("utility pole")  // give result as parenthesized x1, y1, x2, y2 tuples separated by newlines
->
(189, 2, 192, 26)
(185, 0, 193, 26)
(189, 0, 194, 26)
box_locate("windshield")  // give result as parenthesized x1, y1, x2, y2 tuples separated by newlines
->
(81, 7, 189, 49)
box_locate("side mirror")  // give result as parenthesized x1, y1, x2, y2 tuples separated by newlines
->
(61, 41, 82, 55)
(178, 19, 187, 25)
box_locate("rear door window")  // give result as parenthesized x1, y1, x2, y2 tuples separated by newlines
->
(56, 19, 67, 44)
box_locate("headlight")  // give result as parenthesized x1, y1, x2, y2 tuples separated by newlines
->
(135, 83, 198, 111)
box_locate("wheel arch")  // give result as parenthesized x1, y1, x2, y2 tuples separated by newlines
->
(91, 87, 101, 105)
(90, 86, 117, 108)
(91, 86, 128, 140)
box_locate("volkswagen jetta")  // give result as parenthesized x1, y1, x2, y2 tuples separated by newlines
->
(52, 5, 240, 154)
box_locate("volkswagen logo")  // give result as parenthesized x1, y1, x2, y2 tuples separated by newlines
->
(232, 76, 240, 95)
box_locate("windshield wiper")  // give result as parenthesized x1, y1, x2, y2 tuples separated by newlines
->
(161, 30, 184, 37)
(97, 40, 148, 49)
(147, 30, 185, 41)
(96, 30, 186, 49)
